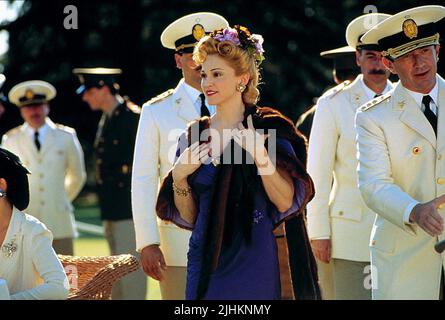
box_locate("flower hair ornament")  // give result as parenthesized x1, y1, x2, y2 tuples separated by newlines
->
(211, 25, 265, 65)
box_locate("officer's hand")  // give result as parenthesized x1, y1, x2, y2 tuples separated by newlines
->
(410, 195, 445, 237)
(310, 239, 331, 263)
(140, 244, 167, 281)
(172, 141, 210, 182)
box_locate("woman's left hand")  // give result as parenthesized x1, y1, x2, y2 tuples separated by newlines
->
(233, 115, 269, 163)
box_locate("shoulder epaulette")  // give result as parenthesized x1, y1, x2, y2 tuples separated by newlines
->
(327, 80, 351, 99)
(55, 123, 75, 134)
(360, 93, 391, 112)
(296, 105, 316, 128)
(145, 89, 174, 105)
(126, 101, 141, 114)
(4, 127, 20, 136)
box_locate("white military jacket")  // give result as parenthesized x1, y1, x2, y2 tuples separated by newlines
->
(307, 75, 393, 262)
(132, 79, 206, 266)
(1, 118, 86, 239)
(356, 75, 445, 299)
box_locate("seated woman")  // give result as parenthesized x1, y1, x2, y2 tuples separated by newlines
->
(0, 147, 69, 300)
(156, 25, 320, 300)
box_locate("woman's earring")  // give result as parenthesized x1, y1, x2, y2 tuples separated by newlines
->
(236, 83, 246, 93)
(0, 189, 6, 198)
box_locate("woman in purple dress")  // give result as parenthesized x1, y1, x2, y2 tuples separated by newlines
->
(156, 25, 320, 300)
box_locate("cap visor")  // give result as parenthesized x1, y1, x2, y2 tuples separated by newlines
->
(19, 99, 47, 108)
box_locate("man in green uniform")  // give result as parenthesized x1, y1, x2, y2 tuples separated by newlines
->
(73, 67, 146, 300)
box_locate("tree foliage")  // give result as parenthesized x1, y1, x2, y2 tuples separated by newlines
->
(0, 0, 443, 142)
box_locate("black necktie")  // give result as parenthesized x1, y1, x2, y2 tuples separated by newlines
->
(199, 94, 210, 117)
(374, 94, 382, 98)
(34, 130, 41, 151)
(422, 95, 437, 135)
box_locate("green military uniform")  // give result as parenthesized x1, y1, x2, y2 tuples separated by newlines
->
(95, 101, 140, 221)
(73, 67, 146, 300)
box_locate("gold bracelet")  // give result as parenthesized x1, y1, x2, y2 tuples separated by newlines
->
(172, 181, 192, 196)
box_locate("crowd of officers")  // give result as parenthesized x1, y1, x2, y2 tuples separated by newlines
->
(1, 5, 445, 300)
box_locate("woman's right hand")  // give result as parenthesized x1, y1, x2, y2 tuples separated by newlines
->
(172, 141, 210, 183)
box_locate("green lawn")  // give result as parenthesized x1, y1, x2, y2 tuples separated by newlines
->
(73, 199, 161, 300)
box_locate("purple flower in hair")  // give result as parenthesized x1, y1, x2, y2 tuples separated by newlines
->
(211, 25, 266, 65)
(213, 27, 241, 46)
(251, 34, 265, 54)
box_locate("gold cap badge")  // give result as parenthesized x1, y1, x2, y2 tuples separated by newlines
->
(25, 89, 34, 100)
(192, 24, 205, 41)
(402, 19, 418, 39)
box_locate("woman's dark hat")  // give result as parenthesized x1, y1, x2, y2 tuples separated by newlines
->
(0, 148, 30, 210)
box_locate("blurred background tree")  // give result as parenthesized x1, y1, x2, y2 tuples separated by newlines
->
(0, 0, 443, 186)
(0, 0, 444, 138)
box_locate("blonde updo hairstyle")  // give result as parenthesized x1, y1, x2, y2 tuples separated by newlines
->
(193, 35, 260, 105)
